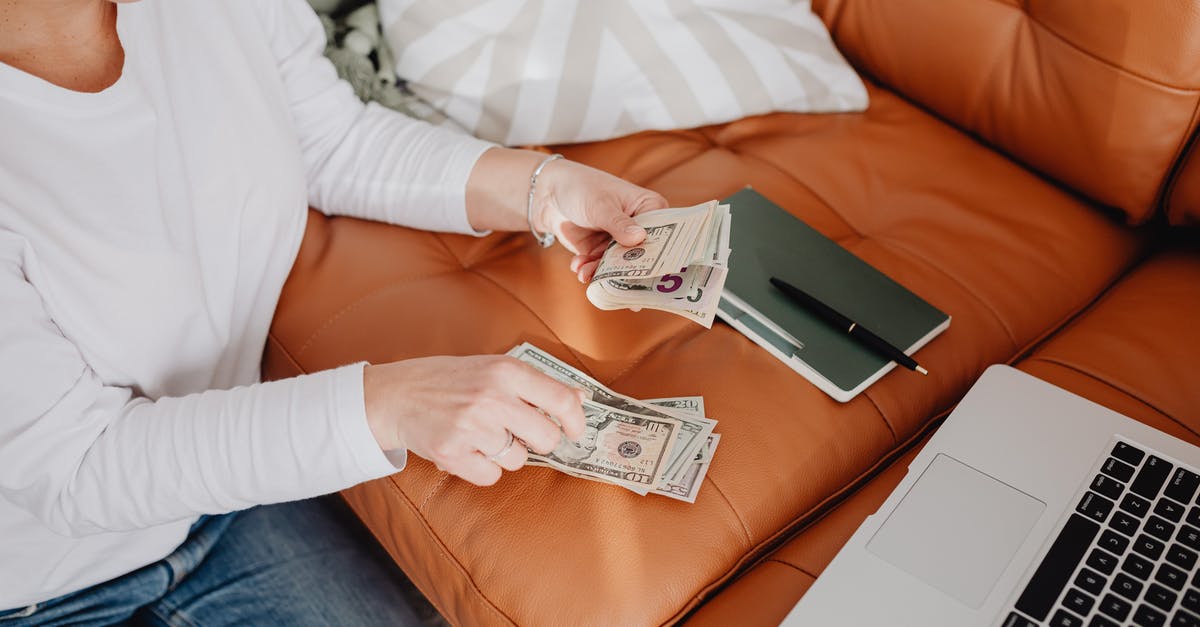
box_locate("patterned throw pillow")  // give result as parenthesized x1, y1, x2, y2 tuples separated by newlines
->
(379, 0, 868, 146)
(311, 0, 465, 131)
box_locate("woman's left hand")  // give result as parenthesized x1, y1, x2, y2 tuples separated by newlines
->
(465, 148, 669, 283)
(532, 158, 669, 282)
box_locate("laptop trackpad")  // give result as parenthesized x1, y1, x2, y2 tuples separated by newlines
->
(866, 454, 1045, 609)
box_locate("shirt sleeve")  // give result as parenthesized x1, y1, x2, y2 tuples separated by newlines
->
(0, 231, 403, 538)
(253, 0, 496, 235)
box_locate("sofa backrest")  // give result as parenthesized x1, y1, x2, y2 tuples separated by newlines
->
(1166, 134, 1200, 226)
(812, 0, 1200, 225)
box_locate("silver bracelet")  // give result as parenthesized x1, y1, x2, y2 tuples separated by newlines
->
(526, 153, 563, 248)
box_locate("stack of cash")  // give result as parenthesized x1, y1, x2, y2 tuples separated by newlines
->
(586, 200, 731, 328)
(507, 343, 721, 503)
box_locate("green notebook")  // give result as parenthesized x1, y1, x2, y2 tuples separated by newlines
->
(716, 188, 950, 402)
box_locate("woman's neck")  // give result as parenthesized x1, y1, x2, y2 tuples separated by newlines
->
(0, 0, 124, 93)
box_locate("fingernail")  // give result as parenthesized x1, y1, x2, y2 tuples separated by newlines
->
(624, 224, 644, 234)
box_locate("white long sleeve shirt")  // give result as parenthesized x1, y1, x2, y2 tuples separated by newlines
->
(0, 0, 493, 608)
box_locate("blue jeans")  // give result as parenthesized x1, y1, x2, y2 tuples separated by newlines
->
(0, 496, 424, 626)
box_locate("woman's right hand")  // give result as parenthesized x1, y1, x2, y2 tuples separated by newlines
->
(362, 355, 588, 486)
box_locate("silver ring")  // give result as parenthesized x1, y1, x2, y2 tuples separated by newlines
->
(487, 431, 516, 462)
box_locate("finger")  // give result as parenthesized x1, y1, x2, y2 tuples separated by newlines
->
(489, 437, 529, 471)
(570, 254, 590, 274)
(509, 365, 588, 441)
(447, 453, 504, 487)
(630, 190, 669, 216)
(605, 211, 646, 248)
(577, 259, 601, 283)
(502, 403, 567, 454)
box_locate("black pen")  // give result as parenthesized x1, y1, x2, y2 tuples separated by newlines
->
(769, 277, 929, 376)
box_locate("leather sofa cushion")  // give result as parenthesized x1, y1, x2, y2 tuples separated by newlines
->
(1167, 140, 1200, 226)
(687, 251, 1200, 625)
(686, 435, 928, 626)
(1017, 251, 1200, 437)
(813, 0, 1200, 224)
(265, 83, 1142, 625)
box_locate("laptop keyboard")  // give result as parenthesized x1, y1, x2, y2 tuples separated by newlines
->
(1004, 441, 1200, 627)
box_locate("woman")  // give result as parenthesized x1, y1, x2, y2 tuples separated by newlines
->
(0, 0, 668, 624)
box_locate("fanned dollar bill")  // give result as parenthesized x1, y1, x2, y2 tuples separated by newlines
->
(526, 399, 680, 490)
(507, 343, 715, 481)
(587, 201, 732, 328)
(653, 434, 721, 503)
(509, 343, 722, 502)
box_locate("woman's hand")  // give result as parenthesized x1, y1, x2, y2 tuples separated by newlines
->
(362, 356, 587, 486)
(465, 148, 669, 282)
(533, 158, 669, 282)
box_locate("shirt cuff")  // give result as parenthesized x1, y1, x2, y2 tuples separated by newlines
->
(442, 137, 496, 237)
(332, 362, 406, 479)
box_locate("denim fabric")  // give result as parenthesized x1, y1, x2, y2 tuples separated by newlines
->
(0, 496, 423, 626)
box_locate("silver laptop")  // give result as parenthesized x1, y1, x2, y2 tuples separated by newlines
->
(785, 365, 1200, 627)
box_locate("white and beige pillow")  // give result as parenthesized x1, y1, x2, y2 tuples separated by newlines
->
(379, 0, 869, 146)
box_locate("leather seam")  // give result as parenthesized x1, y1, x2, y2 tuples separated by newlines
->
(418, 473, 453, 513)
(720, 147, 868, 240)
(671, 412, 947, 624)
(603, 328, 693, 387)
(636, 142, 718, 188)
(698, 472, 755, 546)
(264, 332, 305, 378)
(1020, 11, 1200, 93)
(766, 558, 816, 579)
(1158, 99, 1200, 220)
(375, 478, 516, 625)
(291, 269, 470, 358)
(1021, 355, 1197, 439)
(462, 267, 595, 369)
(874, 236, 1020, 347)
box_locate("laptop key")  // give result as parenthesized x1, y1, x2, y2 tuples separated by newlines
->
(1148, 516, 1180, 543)
(1100, 593, 1133, 621)
(1135, 534, 1168, 560)
(1125, 553, 1155, 580)
(1164, 468, 1200, 505)
(1089, 616, 1119, 627)
(1051, 609, 1084, 627)
(1147, 583, 1180, 612)
(1113, 572, 1146, 601)
(1184, 588, 1200, 614)
(1171, 610, 1200, 627)
(1158, 499, 1187, 523)
(1188, 507, 1200, 528)
(1002, 611, 1039, 627)
(1115, 511, 1145, 536)
(1093, 474, 1126, 500)
(1089, 548, 1120, 575)
(1125, 494, 1154, 518)
(1132, 456, 1174, 500)
(1063, 587, 1096, 615)
(1157, 563, 1188, 591)
(1015, 515, 1100, 620)
(1179, 525, 1200, 551)
(1114, 442, 1147, 466)
(1135, 603, 1168, 627)
(1100, 529, 1131, 555)
(1079, 492, 1115, 523)
(1076, 568, 1106, 595)
(1166, 544, 1198, 571)
(1106, 458, 1138, 483)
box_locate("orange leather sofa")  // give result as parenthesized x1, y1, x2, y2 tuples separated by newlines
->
(263, 1, 1200, 624)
